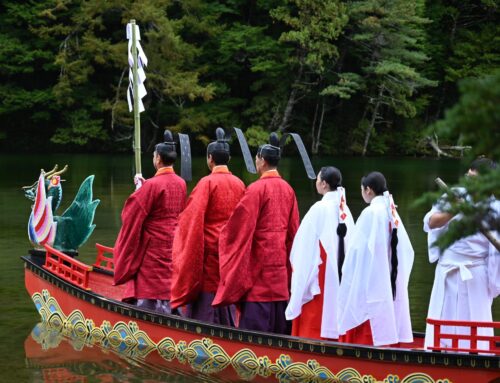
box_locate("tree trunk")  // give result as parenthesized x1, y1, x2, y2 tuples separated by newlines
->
(111, 67, 127, 131)
(362, 87, 384, 156)
(310, 98, 320, 154)
(277, 62, 304, 132)
(426, 135, 452, 158)
(433, 16, 458, 122)
(312, 100, 326, 154)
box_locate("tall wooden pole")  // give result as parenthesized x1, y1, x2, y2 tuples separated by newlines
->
(130, 19, 141, 176)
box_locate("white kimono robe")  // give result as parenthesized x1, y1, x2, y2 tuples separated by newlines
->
(285, 189, 355, 339)
(423, 200, 500, 350)
(338, 195, 414, 346)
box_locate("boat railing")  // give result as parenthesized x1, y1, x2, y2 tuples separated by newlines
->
(93, 243, 115, 273)
(43, 245, 92, 290)
(427, 318, 500, 355)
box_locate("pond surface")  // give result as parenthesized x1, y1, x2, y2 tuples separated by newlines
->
(0, 153, 497, 382)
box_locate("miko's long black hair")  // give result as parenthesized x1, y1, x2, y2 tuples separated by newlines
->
(320, 166, 347, 281)
(361, 171, 399, 300)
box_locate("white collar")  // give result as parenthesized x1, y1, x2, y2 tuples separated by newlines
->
(370, 195, 385, 205)
(322, 190, 339, 201)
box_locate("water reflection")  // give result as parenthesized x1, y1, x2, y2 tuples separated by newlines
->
(25, 322, 234, 383)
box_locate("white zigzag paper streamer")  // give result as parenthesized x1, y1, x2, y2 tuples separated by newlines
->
(126, 23, 148, 113)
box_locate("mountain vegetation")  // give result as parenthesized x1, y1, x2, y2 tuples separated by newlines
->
(0, 0, 497, 157)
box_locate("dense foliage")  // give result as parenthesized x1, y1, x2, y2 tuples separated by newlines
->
(0, 0, 498, 156)
(415, 70, 500, 251)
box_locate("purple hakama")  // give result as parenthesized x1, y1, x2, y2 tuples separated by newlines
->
(238, 301, 290, 334)
(185, 292, 235, 326)
(134, 298, 174, 315)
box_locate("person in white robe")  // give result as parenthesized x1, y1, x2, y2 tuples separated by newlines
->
(285, 166, 355, 339)
(423, 158, 499, 351)
(338, 171, 414, 346)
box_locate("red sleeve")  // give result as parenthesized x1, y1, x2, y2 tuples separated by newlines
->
(286, 195, 300, 255)
(113, 189, 150, 286)
(170, 179, 209, 308)
(212, 186, 260, 306)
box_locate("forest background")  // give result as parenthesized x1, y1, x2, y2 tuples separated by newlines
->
(0, 0, 498, 156)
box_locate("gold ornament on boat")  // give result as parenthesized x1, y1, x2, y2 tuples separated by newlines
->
(31, 290, 451, 383)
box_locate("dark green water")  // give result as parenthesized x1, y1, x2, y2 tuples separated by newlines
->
(0, 153, 498, 382)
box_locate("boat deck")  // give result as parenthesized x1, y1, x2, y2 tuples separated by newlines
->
(88, 269, 123, 301)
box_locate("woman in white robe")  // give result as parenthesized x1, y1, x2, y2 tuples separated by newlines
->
(286, 166, 355, 339)
(338, 171, 414, 346)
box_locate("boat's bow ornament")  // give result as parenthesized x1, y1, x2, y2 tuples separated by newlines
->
(23, 165, 100, 253)
(27, 172, 57, 248)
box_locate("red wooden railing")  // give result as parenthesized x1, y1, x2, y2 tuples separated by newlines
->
(427, 318, 500, 354)
(43, 245, 92, 290)
(93, 243, 115, 273)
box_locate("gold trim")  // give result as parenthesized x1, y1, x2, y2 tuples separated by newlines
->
(30, 290, 454, 383)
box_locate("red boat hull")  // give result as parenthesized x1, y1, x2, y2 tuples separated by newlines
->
(24, 256, 500, 383)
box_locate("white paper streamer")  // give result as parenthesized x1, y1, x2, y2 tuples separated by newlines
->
(126, 23, 148, 114)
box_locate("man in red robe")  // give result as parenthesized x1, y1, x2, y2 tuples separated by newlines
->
(213, 133, 300, 334)
(170, 128, 245, 324)
(114, 131, 186, 314)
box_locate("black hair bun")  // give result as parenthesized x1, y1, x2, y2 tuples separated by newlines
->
(215, 127, 225, 141)
(164, 129, 174, 143)
(269, 132, 279, 147)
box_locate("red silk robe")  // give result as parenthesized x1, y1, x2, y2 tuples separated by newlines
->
(213, 170, 299, 306)
(170, 166, 245, 308)
(114, 167, 186, 301)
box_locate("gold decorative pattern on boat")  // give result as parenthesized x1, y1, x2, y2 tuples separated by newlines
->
(31, 290, 450, 383)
